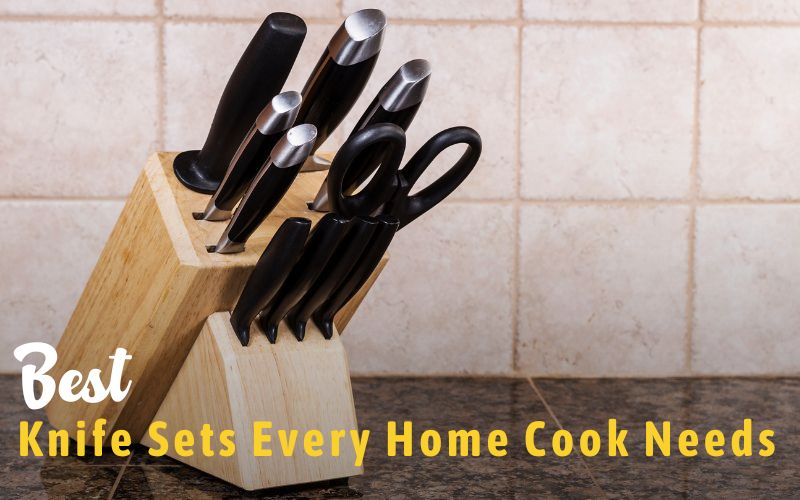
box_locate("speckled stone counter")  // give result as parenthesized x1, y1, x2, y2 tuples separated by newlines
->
(1, 375, 797, 498)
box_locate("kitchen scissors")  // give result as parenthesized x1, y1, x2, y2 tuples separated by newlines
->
(325, 122, 482, 228)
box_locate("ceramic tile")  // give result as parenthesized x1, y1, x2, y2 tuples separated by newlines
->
(517, 205, 690, 376)
(342, 203, 515, 375)
(0, 0, 156, 15)
(693, 206, 800, 374)
(343, 0, 518, 20)
(165, 0, 339, 19)
(337, 24, 519, 200)
(0, 21, 157, 197)
(164, 20, 346, 154)
(524, 0, 698, 21)
(0, 201, 123, 372)
(535, 378, 800, 496)
(700, 28, 800, 199)
(521, 26, 695, 199)
(704, 0, 800, 21)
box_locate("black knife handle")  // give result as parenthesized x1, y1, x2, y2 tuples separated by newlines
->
(229, 218, 311, 346)
(288, 216, 379, 340)
(225, 162, 302, 245)
(327, 123, 406, 218)
(313, 215, 399, 339)
(297, 53, 380, 153)
(212, 129, 286, 213)
(258, 213, 351, 343)
(388, 126, 482, 228)
(174, 13, 306, 193)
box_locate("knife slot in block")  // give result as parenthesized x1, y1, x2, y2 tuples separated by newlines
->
(141, 311, 362, 490)
(46, 152, 386, 447)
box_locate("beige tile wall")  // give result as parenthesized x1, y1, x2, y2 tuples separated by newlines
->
(1, 0, 798, 376)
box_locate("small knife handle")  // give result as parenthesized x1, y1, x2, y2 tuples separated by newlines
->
(199, 91, 302, 221)
(313, 215, 399, 339)
(198, 128, 285, 220)
(288, 216, 379, 340)
(213, 124, 316, 254)
(174, 13, 306, 193)
(229, 217, 311, 346)
(258, 213, 351, 343)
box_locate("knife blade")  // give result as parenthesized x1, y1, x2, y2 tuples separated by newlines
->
(312, 214, 399, 339)
(174, 12, 306, 194)
(195, 90, 302, 221)
(229, 217, 311, 346)
(309, 59, 431, 211)
(287, 216, 378, 340)
(258, 213, 351, 343)
(211, 124, 317, 254)
(296, 8, 386, 166)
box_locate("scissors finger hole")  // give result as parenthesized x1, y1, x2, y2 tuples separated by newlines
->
(406, 142, 468, 196)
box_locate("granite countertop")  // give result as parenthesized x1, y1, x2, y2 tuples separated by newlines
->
(1, 375, 798, 498)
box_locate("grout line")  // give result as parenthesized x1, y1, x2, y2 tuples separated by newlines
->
(685, 5, 705, 375)
(0, 196, 127, 202)
(511, 0, 523, 373)
(4, 196, 800, 205)
(527, 378, 607, 496)
(155, 0, 165, 150)
(3, 13, 800, 28)
(106, 453, 132, 499)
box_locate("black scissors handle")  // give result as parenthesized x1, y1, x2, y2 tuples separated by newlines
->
(326, 122, 406, 219)
(388, 126, 481, 228)
(327, 123, 482, 228)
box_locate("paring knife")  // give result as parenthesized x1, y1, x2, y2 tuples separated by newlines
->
(258, 213, 351, 343)
(296, 8, 387, 171)
(174, 12, 306, 193)
(313, 214, 399, 339)
(309, 59, 431, 211)
(196, 90, 302, 221)
(211, 124, 317, 254)
(229, 217, 311, 346)
(287, 216, 378, 341)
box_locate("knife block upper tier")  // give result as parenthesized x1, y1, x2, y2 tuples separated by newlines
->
(46, 152, 388, 445)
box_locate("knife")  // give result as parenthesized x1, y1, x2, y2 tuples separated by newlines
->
(287, 216, 378, 340)
(174, 12, 306, 194)
(258, 213, 351, 343)
(309, 59, 431, 211)
(229, 217, 311, 346)
(312, 214, 399, 339)
(296, 8, 386, 169)
(211, 124, 317, 254)
(195, 90, 302, 221)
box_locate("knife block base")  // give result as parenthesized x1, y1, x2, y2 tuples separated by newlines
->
(141, 311, 362, 491)
(46, 152, 386, 446)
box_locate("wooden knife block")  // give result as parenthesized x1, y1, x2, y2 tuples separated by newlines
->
(46, 153, 386, 456)
(141, 312, 362, 490)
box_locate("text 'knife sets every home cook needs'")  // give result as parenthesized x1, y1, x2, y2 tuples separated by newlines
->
(171, 7, 483, 343)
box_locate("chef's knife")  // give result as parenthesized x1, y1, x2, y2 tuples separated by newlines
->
(296, 8, 386, 170)
(312, 214, 399, 339)
(211, 124, 317, 254)
(287, 216, 378, 340)
(196, 90, 302, 221)
(258, 213, 351, 343)
(229, 217, 311, 346)
(174, 12, 306, 193)
(309, 59, 431, 211)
